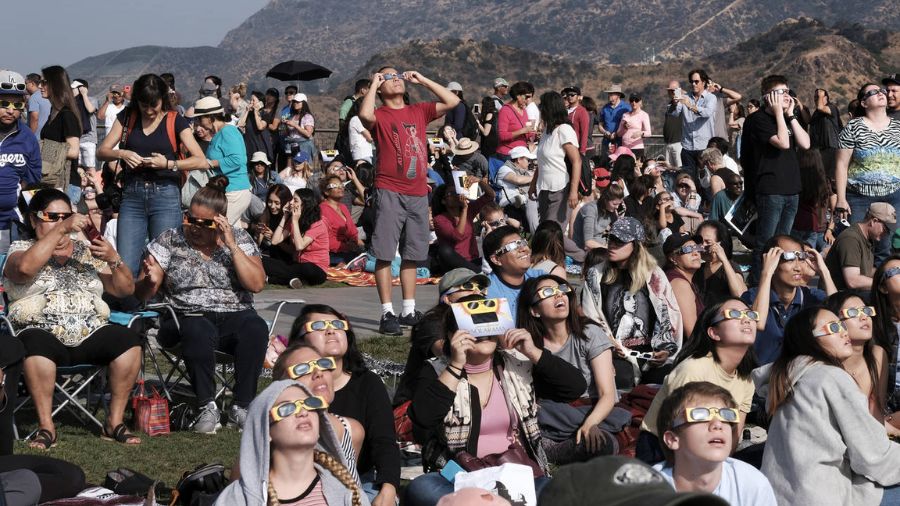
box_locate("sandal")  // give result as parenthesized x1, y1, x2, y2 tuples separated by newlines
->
(27, 428, 57, 450)
(102, 423, 142, 445)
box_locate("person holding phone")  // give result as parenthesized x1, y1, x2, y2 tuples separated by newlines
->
(97, 74, 206, 278)
(495, 81, 535, 160)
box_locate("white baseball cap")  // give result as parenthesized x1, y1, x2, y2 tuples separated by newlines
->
(291, 93, 308, 103)
(509, 146, 536, 160)
(0, 70, 26, 95)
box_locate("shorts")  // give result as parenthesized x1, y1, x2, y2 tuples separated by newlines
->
(78, 142, 96, 169)
(370, 187, 429, 262)
(20, 325, 140, 367)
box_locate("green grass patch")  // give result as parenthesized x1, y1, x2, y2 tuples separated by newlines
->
(358, 334, 411, 365)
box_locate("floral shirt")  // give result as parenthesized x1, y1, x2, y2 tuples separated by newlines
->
(2, 240, 109, 346)
(146, 227, 260, 313)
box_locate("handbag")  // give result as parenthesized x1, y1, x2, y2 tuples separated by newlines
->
(171, 463, 227, 506)
(132, 380, 170, 436)
(393, 400, 414, 443)
(39, 138, 69, 190)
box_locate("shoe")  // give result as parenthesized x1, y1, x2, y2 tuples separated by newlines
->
(289, 278, 304, 289)
(227, 405, 248, 431)
(379, 312, 402, 336)
(399, 310, 424, 327)
(192, 403, 222, 434)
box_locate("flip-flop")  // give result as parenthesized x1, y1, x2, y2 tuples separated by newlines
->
(27, 428, 57, 450)
(101, 423, 142, 445)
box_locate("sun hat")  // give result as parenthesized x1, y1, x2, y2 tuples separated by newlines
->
(70, 79, 87, 90)
(451, 138, 479, 156)
(447, 82, 463, 92)
(250, 152, 271, 166)
(604, 84, 625, 97)
(191, 96, 224, 117)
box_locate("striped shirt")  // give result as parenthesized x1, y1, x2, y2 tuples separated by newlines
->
(839, 117, 900, 197)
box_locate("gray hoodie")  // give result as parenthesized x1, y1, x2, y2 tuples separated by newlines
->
(761, 358, 900, 505)
(214, 380, 369, 506)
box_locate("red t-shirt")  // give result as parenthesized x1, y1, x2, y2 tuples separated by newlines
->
(373, 102, 439, 196)
(569, 105, 591, 155)
(295, 220, 330, 271)
(318, 201, 359, 253)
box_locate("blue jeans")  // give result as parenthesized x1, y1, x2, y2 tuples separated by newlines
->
(846, 189, 900, 266)
(751, 193, 799, 284)
(882, 484, 900, 505)
(117, 180, 183, 276)
(404, 472, 550, 506)
(791, 229, 827, 252)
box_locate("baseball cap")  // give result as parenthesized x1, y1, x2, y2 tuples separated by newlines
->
(493, 78, 509, 88)
(561, 86, 581, 95)
(509, 146, 536, 160)
(70, 79, 87, 89)
(291, 93, 309, 103)
(594, 166, 612, 189)
(109, 84, 122, 93)
(0, 70, 27, 95)
(868, 202, 897, 225)
(538, 456, 727, 506)
(609, 217, 645, 243)
(883, 74, 900, 87)
(447, 81, 463, 92)
(629, 93, 642, 102)
(293, 151, 311, 164)
(663, 232, 696, 256)
(438, 268, 490, 298)
(199, 81, 218, 95)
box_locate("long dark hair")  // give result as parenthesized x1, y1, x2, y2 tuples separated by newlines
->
(517, 274, 585, 350)
(695, 220, 733, 260)
(768, 306, 846, 415)
(871, 255, 900, 352)
(294, 188, 321, 235)
(797, 149, 830, 209)
(263, 183, 291, 227)
(480, 96, 497, 122)
(130, 74, 173, 116)
(825, 291, 883, 411)
(288, 304, 367, 374)
(430, 184, 455, 217)
(292, 99, 312, 119)
(674, 299, 756, 378)
(539, 91, 570, 134)
(530, 221, 565, 267)
(40, 65, 79, 117)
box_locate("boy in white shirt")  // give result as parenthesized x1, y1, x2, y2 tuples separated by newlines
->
(653, 381, 777, 506)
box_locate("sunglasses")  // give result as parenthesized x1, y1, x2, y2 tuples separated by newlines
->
(0, 100, 25, 111)
(671, 407, 739, 429)
(0, 82, 26, 92)
(269, 395, 329, 423)
(659, 196, 674, 203)
(780, 250, 810, 262)
(445, 281, 485, 295)
(690, 80, 703, 84)
(284, 357, 337, 380)
(861, 88, 887, 101)
(304, 319, 349, 333)
(563, 93, 578, 98)
(33, 211, 73, 222)
(626, 350, 655, 360)
(465, 299, 498, 311)
(382, 73, 405, 81)
(770, 88, 792, 95)
(487, 219, 507, 228)
(494, 238, 529, 257)
(532, 284, 573, 304)
(710, 308, 760, 325)
(677, 183, 693, 189)
(885, 267, 900, 281)
(812, 321, 847, 337)
(183, 214, 217, 229)
(325, 183, 343, 190)
(839, 306, 876, 320)
(523, 94, 533, 99)
(675, 244, 705, 255)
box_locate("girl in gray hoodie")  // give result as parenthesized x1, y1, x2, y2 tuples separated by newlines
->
(761, 306, 900, 506)
(215, 380, 369, 506)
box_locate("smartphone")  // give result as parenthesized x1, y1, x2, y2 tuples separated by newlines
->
(440, 460, 465, 483)
(83, 221, 101, 242)
(472, 103, 481, 115)
(674, 88, 683, 100)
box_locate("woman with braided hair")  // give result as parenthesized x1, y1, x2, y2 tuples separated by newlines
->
(215, 380, 368, 506)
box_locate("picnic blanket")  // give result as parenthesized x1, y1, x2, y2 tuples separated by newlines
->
(325, 267, 440, 287)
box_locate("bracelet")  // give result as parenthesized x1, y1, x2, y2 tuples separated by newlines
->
(108, 258, 123, 271)
(446, 364, 465, 380)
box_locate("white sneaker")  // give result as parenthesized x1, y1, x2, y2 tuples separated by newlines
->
(289, 278, 304, 289)
(192, 403, 222, 434)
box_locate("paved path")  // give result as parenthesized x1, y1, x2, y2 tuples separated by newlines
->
(254, 285, 440, 339)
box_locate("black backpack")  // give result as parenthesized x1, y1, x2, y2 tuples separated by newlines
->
(461, 101, 478, 140)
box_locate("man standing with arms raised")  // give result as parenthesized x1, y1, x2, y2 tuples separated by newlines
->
(359, 68, 459, 335)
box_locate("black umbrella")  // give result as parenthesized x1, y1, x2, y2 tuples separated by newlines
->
(265, 61, 332, 81)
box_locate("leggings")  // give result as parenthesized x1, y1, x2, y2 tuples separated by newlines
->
(435, 242, 481, 273)
(262, 256, 327, 286)
(0, 455, 85, 503)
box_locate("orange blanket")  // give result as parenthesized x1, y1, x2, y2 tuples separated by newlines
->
(325, 267, 440, 287)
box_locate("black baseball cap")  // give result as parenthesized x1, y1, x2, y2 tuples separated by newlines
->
(883, 74, 900, 87)
(561, 86, 581, 95)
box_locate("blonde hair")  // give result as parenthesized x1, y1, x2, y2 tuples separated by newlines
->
(231, 82, 247, 98)
(603, 240, 657, 293)
(267, 451, 361, 506)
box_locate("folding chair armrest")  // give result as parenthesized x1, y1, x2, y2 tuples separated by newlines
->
(268, 300, 306, 334)
(143, 302, 181, 332)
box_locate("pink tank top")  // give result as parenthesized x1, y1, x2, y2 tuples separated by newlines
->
(476, 376, 514, 457)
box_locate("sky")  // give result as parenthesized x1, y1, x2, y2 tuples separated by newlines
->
(5, 0, 269, 73)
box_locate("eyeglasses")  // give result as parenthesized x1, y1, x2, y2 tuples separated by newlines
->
(269, 395, 329, 423)
(839, 306, 876, 320)
(445, 281, 485, 295)
(675, 244, 705, 255)
(861, 88, 887, 101)
(770, 88, 791, 96)
(110, 92, 122, 97)
(812, 321, 847, 337)
(0, 82, 26, 92)
(532, 284, 573, 304)
(38, 79, 48, 87)
(0, 100, 25, 111)
(671, 407, 739, 429)
(284, 357, 337, 379)
(487, 219, 507, 228)
(780, 250, 810, 262)
(659, 196, 674, 203)
(626, 350, 654, 360)
(710, 308, 760, 325)
(183, 214, 217, 229)
(325, 183, 342, 190)
(677, 183, 693, 190)
(494, 238, 529, 257)
(303, 319, 349, 333)
(382, 73, 405, 81)
(32, 211, 73, 222)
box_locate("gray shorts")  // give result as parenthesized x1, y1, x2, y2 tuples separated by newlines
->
(371, 188, 430, 262)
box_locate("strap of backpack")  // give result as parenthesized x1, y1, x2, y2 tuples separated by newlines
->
(119, 109, 138, 150)
(165, 111, 183, 160)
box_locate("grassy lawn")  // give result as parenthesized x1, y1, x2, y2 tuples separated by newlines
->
(14, 334, 411, 490)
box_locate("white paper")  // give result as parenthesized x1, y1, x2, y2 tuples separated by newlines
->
(450, 298, 515, 338)
(451, 170, 468, 195)
(454, 463, 536, 506)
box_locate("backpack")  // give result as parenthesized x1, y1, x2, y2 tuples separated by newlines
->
(461, 101, 478, 140)
(333, 96, 355, 161)
(121, 109, 188, 188)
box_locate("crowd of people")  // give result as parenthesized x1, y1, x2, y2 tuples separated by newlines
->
(0, 61, 899, 505)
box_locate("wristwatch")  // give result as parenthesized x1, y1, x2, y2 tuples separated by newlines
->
(785, 115, 796, 122)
